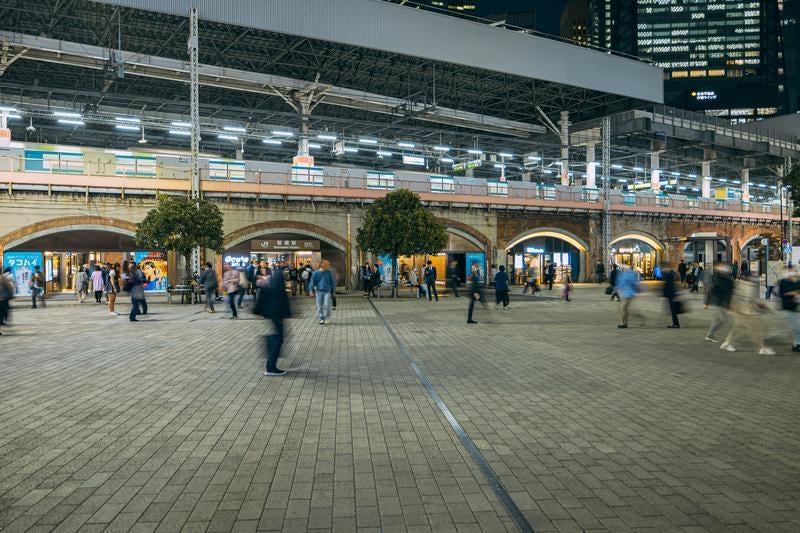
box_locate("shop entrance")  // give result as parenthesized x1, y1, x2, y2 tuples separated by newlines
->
(506, 235, 581, 285)
(610, 239, 659, 279)
(396, 231, 484, 286)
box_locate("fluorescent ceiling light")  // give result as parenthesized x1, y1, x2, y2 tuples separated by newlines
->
(494, 164, 506, 169)
(527, 155, 541, 161)
(169, 129, 192, 136)
(318, 134, 337, 141)
(223, 126, 246, 133)
(54, 111, 82, 118)
(343, 147, 358, 153)
(359, 138, 378, 145)
(7, 114, 22, 120)
(271, 130, 293, 137)
(611, 164, 623, 169)
(671, 172, 680, 176)
(617, 178, 628, 183)
(0, 105, 19, 113)
(633, 166, 644, 172)
(441, 158, 454, 163)
(719, 178, 727, 182)
(308, 143, 322, 149)
(398, 142, 415, 148)
(732, 180, 741, 184)
(376, 151, 393, 157)
(116, 117, 140, 123)
(688, 174, 698, 178)
(262, 139, 282, 145)
(692, 187, 700, 191)
(679, 186, 687, 190)
(171, 121, 192, 127)
(433, 145, 450, 152)
(498, 152, 514, 158)
(115, 125, 140, 131)
(467, 149, 483, 155)
(218, 134, 239, 141)
(542, 170, 553, 175)
(57, 119, 84, 125)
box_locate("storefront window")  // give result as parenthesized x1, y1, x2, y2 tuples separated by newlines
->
(506, 236, 581, 284)
(611, 239, 658, 279)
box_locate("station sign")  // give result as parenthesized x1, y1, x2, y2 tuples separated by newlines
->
(402, 155, 426, 166)
(452, 159, 482, 172)
(250, 239, 320, 251)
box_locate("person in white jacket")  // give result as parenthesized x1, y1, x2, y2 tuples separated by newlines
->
(720, 277, 774, 355)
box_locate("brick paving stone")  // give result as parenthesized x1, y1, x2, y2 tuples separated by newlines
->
(0, 289, 798, 532)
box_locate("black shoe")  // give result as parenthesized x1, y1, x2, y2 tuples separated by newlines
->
(792, 345, 800, 352)
(264, 369, 286, 376)
(467, 320, 477, 324)
(130, 319, 138, 322)
(617, 324, 627, 328)
(667, 325, 680, 328)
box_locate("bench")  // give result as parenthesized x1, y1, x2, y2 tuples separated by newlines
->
(167, 285, 204, 304)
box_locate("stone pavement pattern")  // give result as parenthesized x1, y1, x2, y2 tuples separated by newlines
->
(0, 287, 798, 532)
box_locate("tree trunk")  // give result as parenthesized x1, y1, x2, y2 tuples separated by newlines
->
(183, 253, 193, 283)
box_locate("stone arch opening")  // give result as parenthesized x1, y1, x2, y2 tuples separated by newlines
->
(610, 231, 665, 279)
(504, 227, 589, 283)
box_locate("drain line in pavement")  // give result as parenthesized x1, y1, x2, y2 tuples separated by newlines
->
(368, 300, 535, 533)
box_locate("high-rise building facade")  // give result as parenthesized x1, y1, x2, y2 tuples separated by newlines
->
(560, 0, 589, 45)
(589, 0, 793, 121)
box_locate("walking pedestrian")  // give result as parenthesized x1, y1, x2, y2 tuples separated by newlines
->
(199, 262, 218, 313)
(255, 259, 291, 376)
(493, 265, 510, 310)
(595, 261, 605, 284)
(222, 263, 240, 319)
(310, 260, 335, 324)
(237, 266, 248, 308)
(662, 265, 681, 328)
(447, 260, 460, 297)
(467, 262, 487, 324)
(778, 266, 800, 352)
(330, 266, 338, 310)
(678, 259, 687, 286)
(705, 264, 734, 342)
(608, 264, 620, 301)
(545, 260, 556, 290)
(562, 271, 573, 302)
(616, 264, 640, 328)
(424, 261, 439, 302)
(523, 262, 538, 294)
(0, 267, 13, 335)
(30, 266, 45, 308)
(91, 265, 104, 303)
(128, 263, 146, 322)
(366, 264, 380, 298)
(106, 263, 120, 316)
(75, 266, 88, 303)
(289, 263, 299, 296)
(720, 277, 774, 355)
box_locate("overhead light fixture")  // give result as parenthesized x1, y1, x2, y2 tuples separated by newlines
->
(494, 164, 506, 169)
(527, 155, 541, 161)
(542, 169, 553, 175)
(54, 111, 82, 118)
(318, 133, 337, 141)
(611, 164, 623, 169)
(433, 145, 450, 152)
(262, 139, 282, 145)
(679, 186, 687, 190)
(467, 149, 483, 155)
(271, 130, 293, 137)
(26, 117, 35, 133)
(719, 178, 727, 182)
(223, 126, 246, 133)
(618, 178, 628, 183)
(732, 180, 741, 184)
(376, 151, 393, 157)
(218, 134, 239, 141)
(671, 172, 680, 176)
(398, 142, 416, 148)
(57, 119, 84, 126)
(343, 147, 359, 153)
(7, 114, 22, 120)
(0, 105, 19, 113)
(308, 143, 322, 149)
(692, 187, 700, 192)
(115, 124, 140, 131)
(441, 157, 454, 163)
(171, 121, 192, 127)
(498, 152, 514, 158)
(633, 166, 644, 172)
(138, 129, 147, 144)
(116, 117, 140, 123)
(359, 138, 378, 145)
(169, 129, 192, 136)
(688, 174, 698, 178)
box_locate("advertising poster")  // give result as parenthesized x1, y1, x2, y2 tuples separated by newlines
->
(134, 251, 168, 291)
(465, 252, 486, 283)
(377, 255, 395, 283)
(3, 252, 43, 296)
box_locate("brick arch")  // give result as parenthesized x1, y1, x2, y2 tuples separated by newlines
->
(224, 220, 347, 251)
(0, 216, 138, 251)
(436, 218, 492, 252)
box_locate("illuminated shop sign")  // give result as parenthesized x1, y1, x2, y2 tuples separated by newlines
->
(250, 239, 321, 251)
(224, 255, 251, 269)
(525, 247, 545, 254)
(691, 90, 717, 101)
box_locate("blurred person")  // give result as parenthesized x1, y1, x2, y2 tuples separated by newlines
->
(778, 266, 800, 352)
(255, 259, 291, 376)
(523, 262, 539, 294)
(222, 262, 240, 319)
(678, 259, 687, 286)
(74, 266, 88, 303)
(467, 262, 487, 324)
(310, 260, 335, 324)
(30, 265, 45, 309)
(288, 263, 299, 296)
(705, 264, 734, 342)
(595, 261, 605, 284)
(128, 263, 146, 322)
(545, 260, 556, 290)
(662, 264, 681, 328)
(106, 263, 120, 316)
(329, 265, 338, 310)
(608, 264, 621, 301)
(493, 264, 510, 310)
(720, 276, 773, 355)
(199, 262, 218, 313)
(237, 265, 249, 308)
(616, 264, 640, 328)
(562, 271, 573, 302)
(447, 260, 460, 297)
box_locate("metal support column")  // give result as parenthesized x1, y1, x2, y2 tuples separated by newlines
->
(788, 157, 794, 261)
(559, 111, 570, 186)
(601, 116, 611, 268)
(188, 6, 201, 278)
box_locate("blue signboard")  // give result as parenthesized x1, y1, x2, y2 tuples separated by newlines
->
(465, 252, 485, 283)
(3, 252, 43, 296)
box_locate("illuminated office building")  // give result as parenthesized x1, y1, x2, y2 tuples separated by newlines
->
(588, 0, 794, 121)
(560, 0, 589, 45)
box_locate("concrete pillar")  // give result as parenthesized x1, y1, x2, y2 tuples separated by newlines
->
(704, 240, 715, 270)
(650, 152, 660, 192)
(702, 161, 712, 198)
(741, 168, 750, 202)
(585, 144, 596, 188)
(559, 111, 570, 186)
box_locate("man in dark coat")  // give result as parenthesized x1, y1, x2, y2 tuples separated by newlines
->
(662, 266, 681, 328)
(467, 262, 487, 324)
(256, 260, 291, 376)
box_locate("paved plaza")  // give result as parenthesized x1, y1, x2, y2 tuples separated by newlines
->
(0, 287, 799, 532)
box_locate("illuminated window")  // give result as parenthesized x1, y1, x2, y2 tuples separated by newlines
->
(690, 70, 707, 77)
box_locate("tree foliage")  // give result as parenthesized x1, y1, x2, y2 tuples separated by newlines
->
(136, 194, 224, 275)
(356, 189, 447, 258)
(785, 163, 800, 217)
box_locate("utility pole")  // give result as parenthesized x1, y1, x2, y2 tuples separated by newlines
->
(188, 6, 201, 278)
(602, 116, 611, 269)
